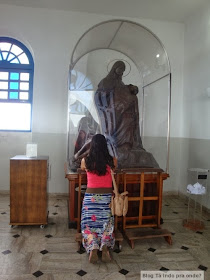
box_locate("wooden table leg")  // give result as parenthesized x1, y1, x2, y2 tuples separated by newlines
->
(68, 180, 77, 228)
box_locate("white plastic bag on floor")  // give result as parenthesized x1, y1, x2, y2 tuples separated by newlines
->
(187, 182, 206, 195)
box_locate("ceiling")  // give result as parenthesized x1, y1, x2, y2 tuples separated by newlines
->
(0, 0, 207, 23)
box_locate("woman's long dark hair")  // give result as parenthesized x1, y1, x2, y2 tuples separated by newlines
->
(85, 134, 114, 175)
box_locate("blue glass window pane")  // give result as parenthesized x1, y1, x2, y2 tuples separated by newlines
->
(10, 73, 19, 80)
(9, 92, 18, 99)
(10, 82, 19, 90)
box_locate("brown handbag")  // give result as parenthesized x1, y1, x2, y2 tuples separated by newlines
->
(110, 171, 128, 216)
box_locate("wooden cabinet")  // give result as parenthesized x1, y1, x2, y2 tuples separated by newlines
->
(10, 155, 49, 226)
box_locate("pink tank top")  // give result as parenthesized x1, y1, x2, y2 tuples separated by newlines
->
(86, 165, 112, 188)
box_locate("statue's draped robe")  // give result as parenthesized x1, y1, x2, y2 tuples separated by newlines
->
(94, 79, 159, 169)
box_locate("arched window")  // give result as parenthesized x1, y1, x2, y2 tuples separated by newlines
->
(0, 37, 34, 131)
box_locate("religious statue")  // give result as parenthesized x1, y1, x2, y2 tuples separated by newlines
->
(94, 60, 159, 169)
(72, 60, 159, 169)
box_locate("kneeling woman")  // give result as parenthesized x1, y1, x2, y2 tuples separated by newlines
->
(80, 134, 116, 263)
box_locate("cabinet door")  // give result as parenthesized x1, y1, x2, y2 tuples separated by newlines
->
(10, 159, 48, 224)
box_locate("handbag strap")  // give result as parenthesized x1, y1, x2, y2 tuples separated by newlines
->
(111, 170, 128, 197)
(111, 170, 119, 196)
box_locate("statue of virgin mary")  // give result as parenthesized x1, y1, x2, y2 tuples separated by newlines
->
(94, 60, 159, 169)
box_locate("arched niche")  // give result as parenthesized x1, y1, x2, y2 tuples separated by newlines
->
(67, 20, 171, 172)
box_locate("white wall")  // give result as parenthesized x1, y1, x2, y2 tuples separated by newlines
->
(181, 2, 210, 209)
(0, 4, 184, 193)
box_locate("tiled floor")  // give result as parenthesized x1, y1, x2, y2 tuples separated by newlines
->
(0, 193, 210, 279)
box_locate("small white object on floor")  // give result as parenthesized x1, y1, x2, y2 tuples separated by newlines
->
(187, 182, 206, 195)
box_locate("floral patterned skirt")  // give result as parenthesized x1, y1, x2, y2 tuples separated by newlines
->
(81, 192, 115, 253)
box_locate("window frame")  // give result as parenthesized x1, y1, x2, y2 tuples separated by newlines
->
(0, 37, 34, 132)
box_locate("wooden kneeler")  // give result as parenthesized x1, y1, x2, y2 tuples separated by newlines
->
(122, 169, 172, 249)
(124, 228, 172, 249)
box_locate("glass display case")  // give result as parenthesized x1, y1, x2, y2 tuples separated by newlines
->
(67, 20, 171, 172)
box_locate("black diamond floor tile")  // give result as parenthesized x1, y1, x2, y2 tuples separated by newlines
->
(54, 205, 59, 207)
(171, 232, 176, 235)
(13, 234, 20, 238)
(160, 267, 169, 271)
(173, 211, 178, 214)
(1, 212, 6, 214)
(52, 212, 58, 215)
(76, 270, 87, 276)
(181, 246, 189, 250)
(45, 234, 53, 238)
(77, 249, 85, 254)
(2, 250, 11, 255)
(148, 248, 156, 252)
(40, 250, 49, 255)
(198, 265, 208, 271)
(119, 269, 129, 275)
(33, 270, 44, 277)
(114, 248, 121, 253)
(196, 231, 203, 234)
